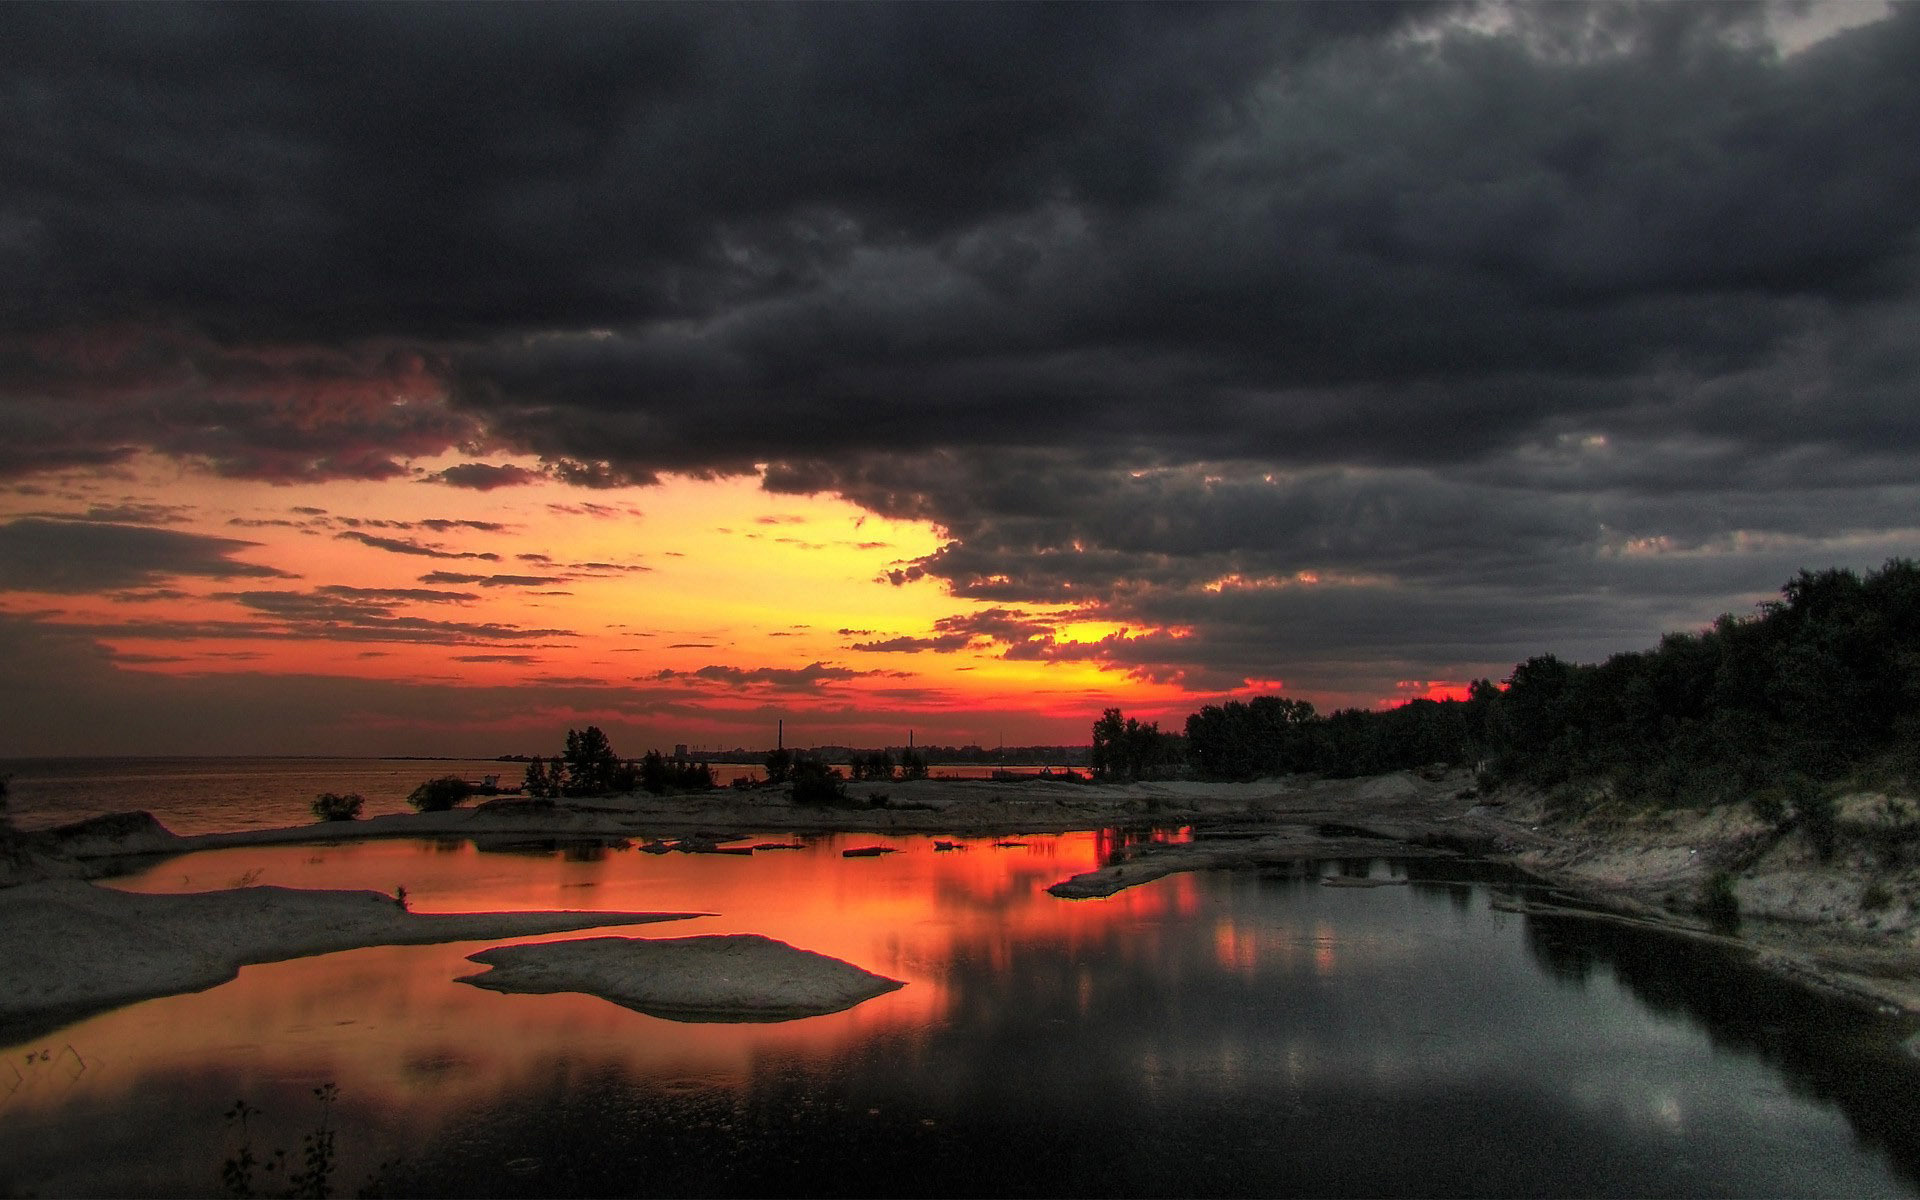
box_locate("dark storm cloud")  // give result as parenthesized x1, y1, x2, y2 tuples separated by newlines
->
(446, 5, 1920, 480)
(6, 2, 1920, 701)
(0, 518, 295, 593)
(0, 331, 469, 483)
(428, 463, 545, 491)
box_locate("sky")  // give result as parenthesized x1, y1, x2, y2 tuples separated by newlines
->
(3, 1, 1917, 758)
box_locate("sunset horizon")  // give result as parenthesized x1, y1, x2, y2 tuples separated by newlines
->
(6, 2, 1917, 759)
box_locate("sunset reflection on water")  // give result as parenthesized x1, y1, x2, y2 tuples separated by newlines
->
(68, 831, 1198, 1105)
(8, 831, 1918, 1199)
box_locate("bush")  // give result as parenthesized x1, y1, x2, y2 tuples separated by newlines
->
(407, 776, 472, 813)
(310, 792, 364, 822)
(1700, 869, 1740, 934)
(1749, 787, 1788, 828)
(1862, 882, 1893, 911)
(1792, 780, 1839, 862)
(790, 759, 845, 806)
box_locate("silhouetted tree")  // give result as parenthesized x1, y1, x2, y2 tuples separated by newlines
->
(563, 726, 620, 795)
(764, 746, 794, 784)
(898, 747, 929, 781)
(1092, 708, 1179, 780)
(639, 750, 669, 794)
(522, 757, 555, 799)
(790, 758, 845, 805)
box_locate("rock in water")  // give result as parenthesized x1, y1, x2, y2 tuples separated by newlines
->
(458, 933, 905, 1022)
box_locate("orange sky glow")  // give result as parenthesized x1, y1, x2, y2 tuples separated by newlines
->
(5, 452, 1407, 756)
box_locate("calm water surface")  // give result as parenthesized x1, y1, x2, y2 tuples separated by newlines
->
(0, 756, 1072, 834)
(2, 830, 1917, 1197)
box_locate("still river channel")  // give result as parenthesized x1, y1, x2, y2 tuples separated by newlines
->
(3, 829, 1917, 1197)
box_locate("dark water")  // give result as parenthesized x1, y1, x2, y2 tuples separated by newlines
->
(1, 833, 1916, 1198)
(0, 756, 1070, 834)
(0, 756, 525, 833)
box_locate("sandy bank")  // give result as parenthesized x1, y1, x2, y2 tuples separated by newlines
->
(1036, 771, 1920, 1016)
(459, 933, 904, 1021)
(0, 879, 703, 1044)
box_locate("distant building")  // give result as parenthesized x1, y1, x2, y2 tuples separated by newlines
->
(674, 744, 689, 760)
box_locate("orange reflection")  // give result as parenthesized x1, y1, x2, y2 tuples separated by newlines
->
(74, 831, 1192, 1091)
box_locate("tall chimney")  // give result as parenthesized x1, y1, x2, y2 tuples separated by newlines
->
(778, 719, 784, 751)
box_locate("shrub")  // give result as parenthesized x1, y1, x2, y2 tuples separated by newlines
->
(310, 792, 364, 822)
(1792, 780, 1839, 862)
(1749, 787, 1788, 828)
(790, 759, 845, 806)
(1862, 882, 1893, 911)
(407, 776, 472, 813)
(1700, 869, 1740, 934)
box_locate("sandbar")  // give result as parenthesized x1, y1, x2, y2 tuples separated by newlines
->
(459, 933, 905, 1021)
(0, 878, 702, 1043)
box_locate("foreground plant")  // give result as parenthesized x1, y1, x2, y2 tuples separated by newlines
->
(222, 1083, 394, 1199)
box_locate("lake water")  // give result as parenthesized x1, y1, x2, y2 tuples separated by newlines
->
(0, 757, 1073, 835)
(2, 830, 1917, 1197)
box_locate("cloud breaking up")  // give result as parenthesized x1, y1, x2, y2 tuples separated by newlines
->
(1, 1, 1917, 754)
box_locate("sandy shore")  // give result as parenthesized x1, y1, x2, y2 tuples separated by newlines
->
(6, 768, 1918, 1031)
(0, 878, 703, 1044)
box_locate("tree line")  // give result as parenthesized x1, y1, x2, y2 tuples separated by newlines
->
(1095, 560, 1920, 805)
(522, 726, 716, 798)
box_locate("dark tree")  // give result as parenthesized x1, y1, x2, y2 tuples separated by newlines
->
(899, 747, 929, 781)
(790, 758, 845, 806)
(639, 750, 669, 795)
(765, 746, 794, 785)
(563, 726, 620, 796)
(522, 757, 555, 799)
(1091, 708, 1127, 780)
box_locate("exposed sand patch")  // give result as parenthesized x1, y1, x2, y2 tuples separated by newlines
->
(458, 933, 905, 1021)
(0, 879, 703, 1043)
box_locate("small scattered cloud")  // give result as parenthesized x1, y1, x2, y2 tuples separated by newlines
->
(428, 462, 544, 490)
(649, 662, 877, 690)
(417, 571, 567, 587)
(337, 531, 501, 561)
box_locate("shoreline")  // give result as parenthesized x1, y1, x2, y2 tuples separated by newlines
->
(5, 769, 1918, 1032)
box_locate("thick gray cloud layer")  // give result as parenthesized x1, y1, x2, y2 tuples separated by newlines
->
(4, 1, 1918, 703)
